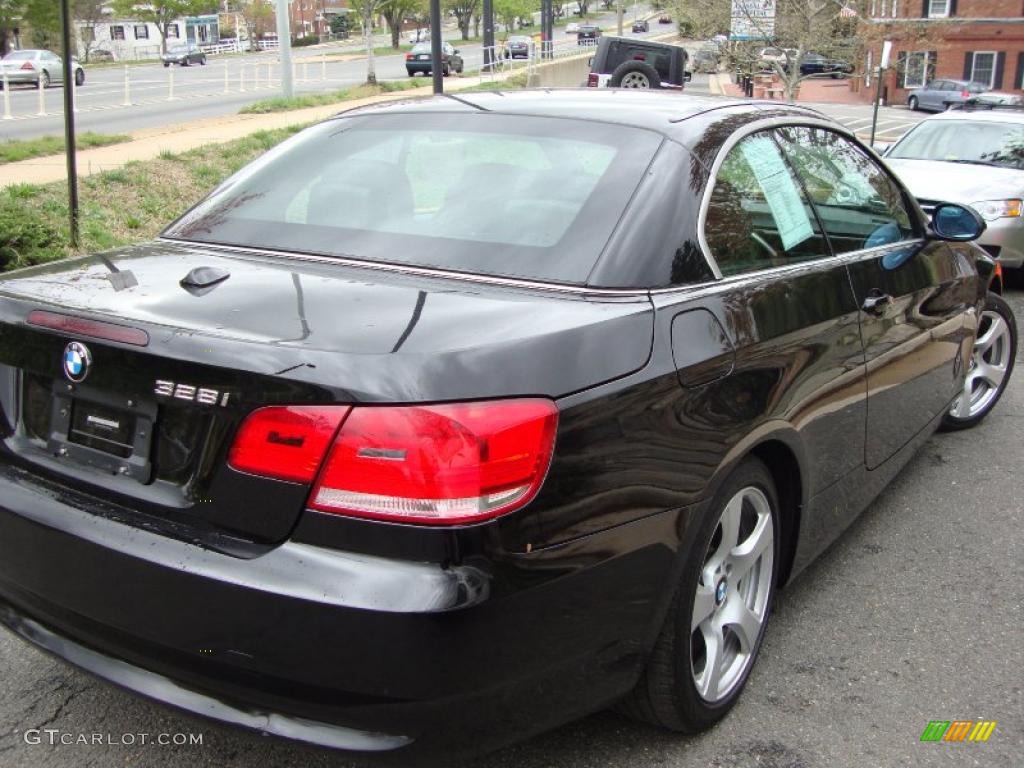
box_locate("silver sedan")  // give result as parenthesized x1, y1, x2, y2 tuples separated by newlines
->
(885, 108, 1024, 269)
(0, 49, 84, 89)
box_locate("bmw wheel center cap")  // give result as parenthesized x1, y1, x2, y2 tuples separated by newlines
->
(63, 341, 92, 383)
(715, 578, 728, 606)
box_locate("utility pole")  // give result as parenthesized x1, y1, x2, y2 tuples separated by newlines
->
(59, 0, 78, 247)
(541, 0, 552, 59)
(483, 0, 494, 71)
(275, 0, 294, 97)
(617, 0, 623, 35)
(430, 0, 443, 93)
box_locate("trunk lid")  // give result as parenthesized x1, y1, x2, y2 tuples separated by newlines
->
(0, 241, 654, 545)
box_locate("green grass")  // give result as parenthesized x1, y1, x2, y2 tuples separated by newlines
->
(0, 132, 131, 165)
(0, 125, 306, 272)
(239, 80, 421, 114)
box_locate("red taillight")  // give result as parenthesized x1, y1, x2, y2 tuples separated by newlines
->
(228, 406, 349, 483)
(587, 73, 599, 87)
(310, 399, 558, 525)
(961, 90, 970, 98)
(20, 61, 34, 71)
(405, 53, 414, 60)
(228, 399, 558, 525)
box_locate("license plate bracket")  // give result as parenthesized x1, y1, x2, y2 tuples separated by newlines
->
(47, 381, 156, 483)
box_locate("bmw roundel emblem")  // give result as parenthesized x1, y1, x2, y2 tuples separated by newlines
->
(63, 341, 92, 383)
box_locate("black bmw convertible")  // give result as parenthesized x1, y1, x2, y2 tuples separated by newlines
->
(0, 90, 1015, 758)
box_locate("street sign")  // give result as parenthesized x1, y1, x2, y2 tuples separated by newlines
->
(730, 0, 776, 42)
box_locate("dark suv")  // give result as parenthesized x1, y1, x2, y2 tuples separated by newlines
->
(586, 36, 690, 89)
(577, 24, 602, 45)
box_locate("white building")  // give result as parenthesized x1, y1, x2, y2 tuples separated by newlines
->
(77, 10, 219, 61)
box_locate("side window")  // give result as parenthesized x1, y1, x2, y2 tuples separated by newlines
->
(774, 126, 915, 253)
(704, 131, 830, 277)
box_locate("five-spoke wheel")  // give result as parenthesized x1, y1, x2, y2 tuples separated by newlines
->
(691, 485, 774, 703)
(943, 292, 1017, 430)
(620, 457, 779, 732)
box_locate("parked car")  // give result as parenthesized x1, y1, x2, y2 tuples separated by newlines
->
(0, 49, 84, 88)
(405, 41, 464, 76)
(658, 14, 672, 23)
(967, 91, 1024, 107)
(161, 44, 207, 67)
(89, 48, 116, 63)
(757, 46, 797, 70)
(0, 89, 1012, 761)
(632, 19, 650, 33)
(692, 47, 720, 74)
(565, 22, 580, 33)
(885, 107, 1024, 269)
(797, 52, 853, 78)
(502, 35, 532, 59)
(577, 24, 602, 45)
(586, 36, 690, 90)
(906, 79, 987, 112)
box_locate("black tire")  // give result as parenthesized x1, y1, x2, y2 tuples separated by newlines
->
(200, 57, 207, 65)
(38, 70, 50, 89)
(608, 59, 662, 89)
(74, 68, 84, 86)
(620, 457, 780, 733)
(442, 63, 450, 77)
(908, 95, 918, 111)
(163, 62, 170, 68)
(941, 292, 1017, 431)
(407, 70, 415, 77)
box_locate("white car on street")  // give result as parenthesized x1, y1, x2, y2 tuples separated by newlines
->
(885, 108, 1024, 269)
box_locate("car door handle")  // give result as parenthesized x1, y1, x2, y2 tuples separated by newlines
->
(861, 291, 892, 314)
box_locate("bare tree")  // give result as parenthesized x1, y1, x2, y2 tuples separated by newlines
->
(381, 0, 423, 49)
(445, 0, 480, 41)
(76, 0, 108, 62)
(354, 0, 385, 84)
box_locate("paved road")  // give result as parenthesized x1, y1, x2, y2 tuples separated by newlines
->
(0, 10, 667, 142)
(0, 277, 1021, 767)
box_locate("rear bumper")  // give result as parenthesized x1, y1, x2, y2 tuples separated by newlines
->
(0, 72, 39, 84)
(0, 461, 684, 756)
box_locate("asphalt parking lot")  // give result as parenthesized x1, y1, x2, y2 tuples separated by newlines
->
(0, 284, 1021, 768)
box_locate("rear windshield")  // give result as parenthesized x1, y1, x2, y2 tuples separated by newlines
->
(164, 113, 663, 284)
(411, 43, 432, 53)
(3, 51, 34, 61)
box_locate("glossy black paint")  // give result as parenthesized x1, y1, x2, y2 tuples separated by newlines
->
(0, 91, 993, 758)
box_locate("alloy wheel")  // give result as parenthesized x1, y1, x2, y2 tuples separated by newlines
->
(950, 308, 1013, 420)
(691, 486, 774, 703)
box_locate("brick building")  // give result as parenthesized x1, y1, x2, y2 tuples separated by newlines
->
(863, 0, 1024, 104)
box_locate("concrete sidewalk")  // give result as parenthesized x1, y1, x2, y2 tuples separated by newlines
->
(709, 71, 868, 105)
(0, 71, 518, 190)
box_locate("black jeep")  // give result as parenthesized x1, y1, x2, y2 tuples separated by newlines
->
(585, 36, 690, 90)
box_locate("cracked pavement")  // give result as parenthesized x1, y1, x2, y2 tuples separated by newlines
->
(1, 285, 1021, 768)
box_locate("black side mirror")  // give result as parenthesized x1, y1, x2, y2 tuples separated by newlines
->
(930, 203, 986, 242)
